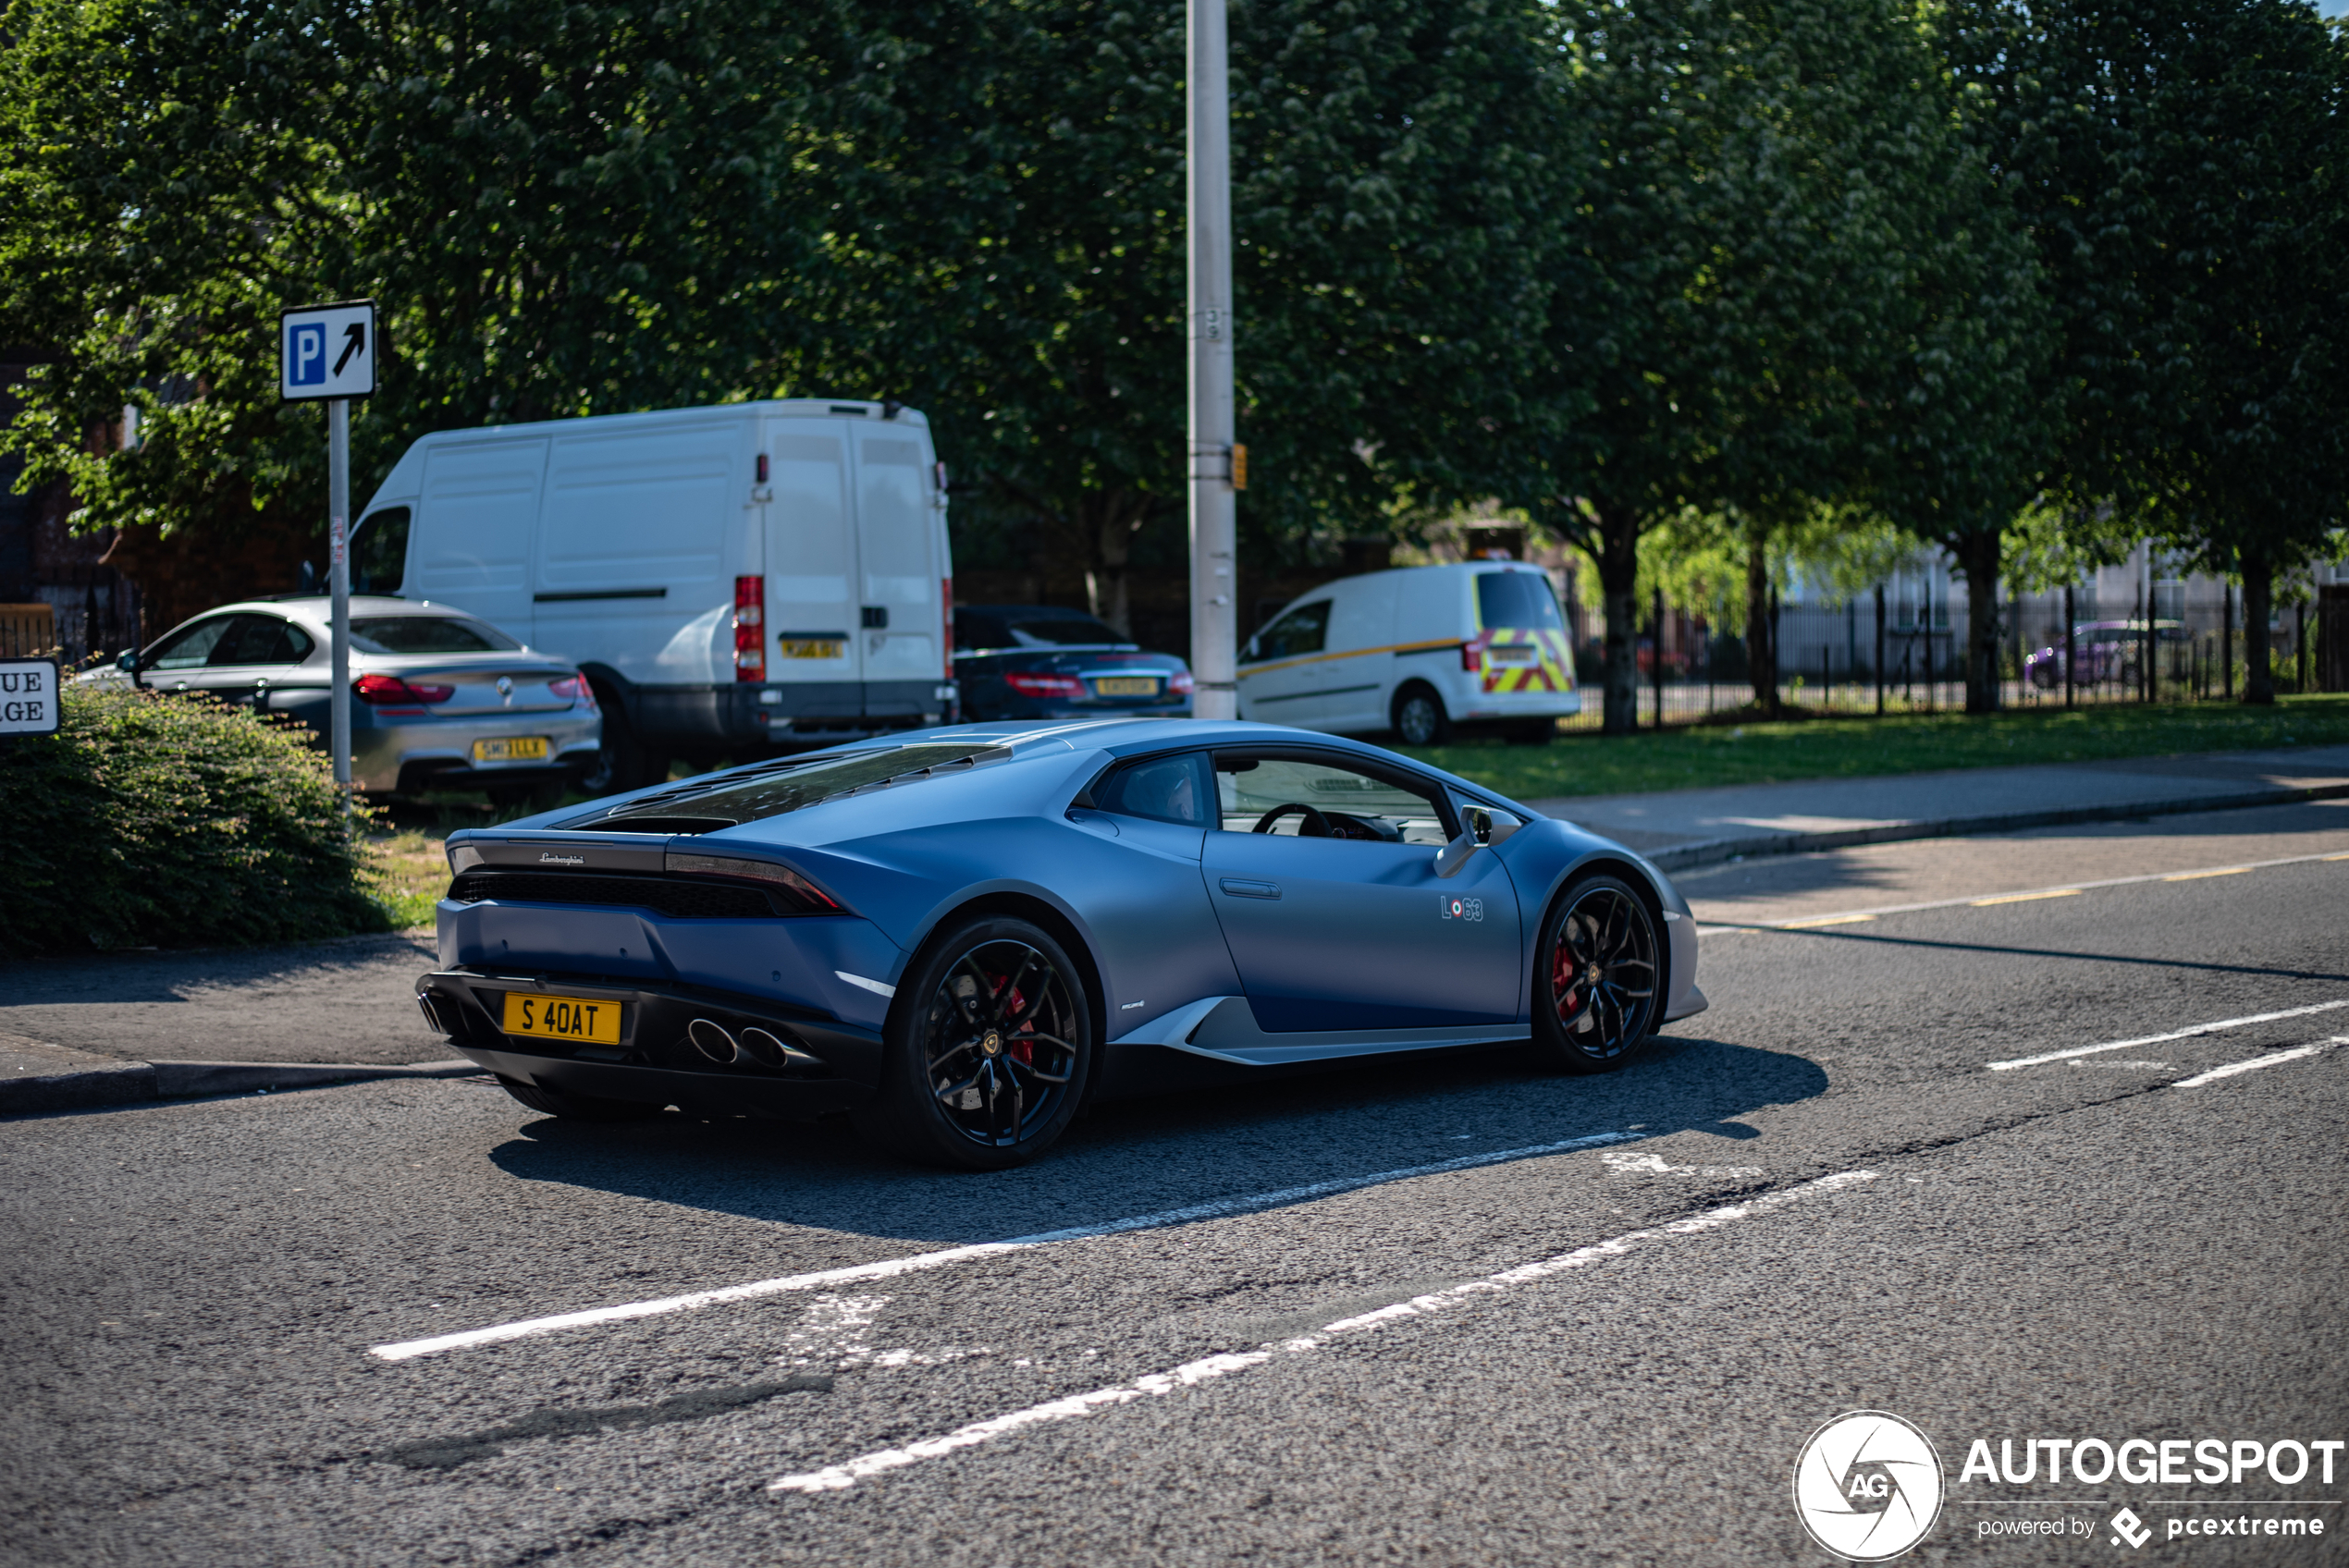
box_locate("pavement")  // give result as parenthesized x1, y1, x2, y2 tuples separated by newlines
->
(1529, 741, 2349, 870)
(2, 804, 2343, 1564)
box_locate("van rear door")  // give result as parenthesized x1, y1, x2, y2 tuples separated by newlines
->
(763, 424, 865, 707)
(850, 426, 942, 707)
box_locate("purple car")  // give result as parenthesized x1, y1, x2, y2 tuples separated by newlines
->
(2023, 620, 2187, 688)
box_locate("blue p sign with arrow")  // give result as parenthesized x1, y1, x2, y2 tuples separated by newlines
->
(279, 300, 376, 401)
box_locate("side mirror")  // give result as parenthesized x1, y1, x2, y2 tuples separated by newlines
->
(117, 649, 138, 672)
(1433, 806, 1522, 879)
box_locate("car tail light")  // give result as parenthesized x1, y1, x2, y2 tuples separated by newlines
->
(354, 672, 455, 707)
(1170, 669, 1197, 695)
(734, 575, 765, 682)
(665, 851, 844, 914)
(942, 576, 953, 672)
(548, 673, 594, 709)
(1460, 643, 1483, 673)
(1003, 671, 1087, 699)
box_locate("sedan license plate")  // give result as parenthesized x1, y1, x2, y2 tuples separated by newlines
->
(780, 640, 845, 659)
(500, 991, 621, 1045)
(473, 735, 550, 764)
(1093, 676, 1161, 697)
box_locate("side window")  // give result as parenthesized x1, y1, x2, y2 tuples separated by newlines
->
(1247, 601, 1330, 663)
(350, 507, 411, 595)
(1212, 753, 1451, 844)
(211, 614, 314, 666)
(1094, 753, 1210, 827)
(145, 616, 236, 671)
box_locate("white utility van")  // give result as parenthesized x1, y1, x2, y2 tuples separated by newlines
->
(1236, 561, 1579, 745)
(350, 399, 954, 790)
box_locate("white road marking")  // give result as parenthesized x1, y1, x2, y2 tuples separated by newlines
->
(2169, 1037, 2344, 1088)
(1986, 999, 2349, 1072)
(1697, 846, 2348, 936)
(368, 1130, 1645, 1362)
(768, 1171, 1878, 1493)
(1600, 1150, 1764, 1179)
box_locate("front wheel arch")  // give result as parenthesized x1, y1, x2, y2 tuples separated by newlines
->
(1530, 862, 1670, 1068)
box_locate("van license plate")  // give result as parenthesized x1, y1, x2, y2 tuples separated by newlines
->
(780, 640, 845, 659)
(1094, 677, 1160, 696)
(1486, 646, 1537, 666)
(500, 991, 621, 1045)
(473, 736, 550, 763)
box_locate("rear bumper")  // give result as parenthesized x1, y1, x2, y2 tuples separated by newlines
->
(355, 710, 602, 793)
(624, 680, 955, 749)
(417, 968, 884, 1119)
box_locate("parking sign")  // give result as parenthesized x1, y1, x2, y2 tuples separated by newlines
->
(279, 300, 376, 401)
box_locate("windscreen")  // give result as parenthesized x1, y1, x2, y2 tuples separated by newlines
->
(592, 742, 1010, 829)
(1475, 570, 1566, 631)
(351, 616, 520, 655)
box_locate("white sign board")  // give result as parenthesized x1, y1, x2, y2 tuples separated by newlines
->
(279, 300, 376, 401)
(0, 657, 60, 735)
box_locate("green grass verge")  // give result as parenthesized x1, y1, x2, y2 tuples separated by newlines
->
(1396, 693, 2349, 802)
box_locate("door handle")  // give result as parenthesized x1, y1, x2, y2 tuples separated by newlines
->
(1218, 877, 1280, 900)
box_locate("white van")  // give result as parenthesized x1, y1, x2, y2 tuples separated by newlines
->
(1236, 562, 1579, 744)
(350, 398, 954, 790)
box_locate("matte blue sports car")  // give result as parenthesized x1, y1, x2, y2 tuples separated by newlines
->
(417, 718, 1707, 1169)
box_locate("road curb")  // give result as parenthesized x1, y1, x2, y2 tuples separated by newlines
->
(1637, 779, 2349, 874)
(0, 1059, 480, 1117)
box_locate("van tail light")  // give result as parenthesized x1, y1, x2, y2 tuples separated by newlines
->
(1003, 671, 1087, 699)
(733, 575, 765, 681)
(354, 672, 454, 708)
(1460, 643, 1483, 673)
(942, 576, 953, 672)
(1170, 669, 1197, 695)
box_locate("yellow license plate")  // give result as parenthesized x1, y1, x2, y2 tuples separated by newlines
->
(780, 640, 845, 659)
(1094, 676, 1161, 696)
(473, 736, 550, 763)
(500, 991, 621, 1045)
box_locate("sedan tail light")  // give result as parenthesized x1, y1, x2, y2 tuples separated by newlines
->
(548, 673, 596, 709)
(354, 672, 455, 707)
(1002, 671, 1087, 700)
(734, 575, 766, 682)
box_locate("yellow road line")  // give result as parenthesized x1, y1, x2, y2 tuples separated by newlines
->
(1779, 913, 1876, 928)
(2163, 866, 2251, 881)
(1971, 888, 2084, 906)
(2326, 852, 2349, 862)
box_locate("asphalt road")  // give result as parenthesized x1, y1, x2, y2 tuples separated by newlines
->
(2, 804, 2344, 1566)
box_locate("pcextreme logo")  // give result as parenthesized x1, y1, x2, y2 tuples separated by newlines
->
(1792, 1411, 1946, 1562)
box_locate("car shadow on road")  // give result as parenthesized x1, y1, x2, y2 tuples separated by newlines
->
(481, 1032, 1826, 1249)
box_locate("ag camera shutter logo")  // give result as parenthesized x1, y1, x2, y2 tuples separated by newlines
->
(1792, 1411, 1945, 1561)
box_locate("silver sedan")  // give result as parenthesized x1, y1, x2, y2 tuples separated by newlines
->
(82, 596, 601, 806)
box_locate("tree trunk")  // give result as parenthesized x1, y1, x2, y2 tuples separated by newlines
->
(1084, 492, 1140, 637)
(1596, 503, 1642, 736)
(1743, 519, 1776, 715)
(2242, 546, 2276, 705)
(1955, 529, 2003, 714)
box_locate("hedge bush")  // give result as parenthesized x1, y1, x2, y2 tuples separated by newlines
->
(0, 682, 391, 954)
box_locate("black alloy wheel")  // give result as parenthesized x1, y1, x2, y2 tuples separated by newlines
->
(855, 914, 1094, 1170)
(1533, 874, 1663, 1072)
(1392, 682, 1450, 746)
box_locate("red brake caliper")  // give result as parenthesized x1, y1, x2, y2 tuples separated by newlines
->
(1554, 938, 1580, 1015)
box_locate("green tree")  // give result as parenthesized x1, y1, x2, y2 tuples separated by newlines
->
(0, 0, 876, 552)
(798, 0, 1573, 633)
(1509, 0, 2031, 732)
(1945, 0, 2349, 704)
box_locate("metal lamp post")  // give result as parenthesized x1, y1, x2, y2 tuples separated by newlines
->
(1187, 0, 1238, 720)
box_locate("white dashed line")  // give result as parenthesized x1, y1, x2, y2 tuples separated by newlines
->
(368, 1129, 1645, 1362)
(1985, 999, 2349, 1072)
(768, 1171, 1879, 1493)
(1697, 846, 2349, 936)
(2169, 1037, 2343, 1088)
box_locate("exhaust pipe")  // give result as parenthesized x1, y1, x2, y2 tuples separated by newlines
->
(687, 1018, 739, 1065)
(688, 1018, 826, 1072)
